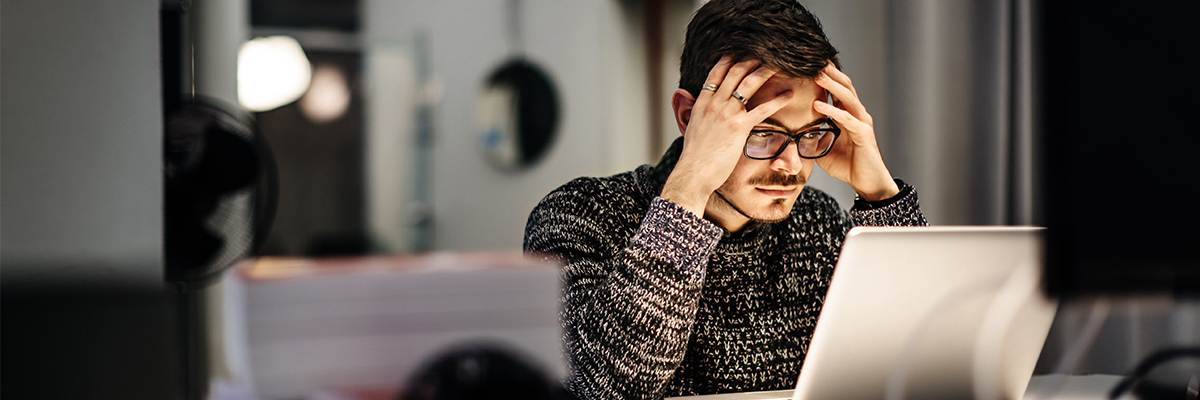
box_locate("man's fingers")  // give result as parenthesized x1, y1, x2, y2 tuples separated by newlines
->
(731, 66, 778, 107)
(814, 100, 872, 145)
(715, 59, 761, 101)
(747, 90, 794, 122)
(822, 63, 858, 99)
(698, 56, 734, 102)
(815, 72, 871, 124)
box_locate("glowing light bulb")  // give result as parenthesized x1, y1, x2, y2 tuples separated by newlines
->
(298, 64, 351, 124)
(237, 36, 311, 112)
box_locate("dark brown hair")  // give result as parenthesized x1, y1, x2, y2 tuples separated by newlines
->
(679, 0, 840, 98)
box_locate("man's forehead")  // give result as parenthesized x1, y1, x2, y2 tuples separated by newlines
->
(760, 74, 816, 94)
(753, 76, 825, 131)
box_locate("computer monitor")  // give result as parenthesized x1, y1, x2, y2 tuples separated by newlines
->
(1037, 0, 1200, 297)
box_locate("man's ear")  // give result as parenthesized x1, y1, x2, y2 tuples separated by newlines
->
(671, 88, 695, 136)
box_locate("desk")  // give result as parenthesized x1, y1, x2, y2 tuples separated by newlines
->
(665, 375, 1132, 400)
(220, 251, 564, 400)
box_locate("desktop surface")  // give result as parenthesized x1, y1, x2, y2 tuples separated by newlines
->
(665, 375, 1133, 400)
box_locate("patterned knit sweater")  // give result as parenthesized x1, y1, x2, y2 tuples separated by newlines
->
(524, 140, 928, 400)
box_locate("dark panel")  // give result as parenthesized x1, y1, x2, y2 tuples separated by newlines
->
(1038, 0, 1200, 296)
(251, 0, 358, 31)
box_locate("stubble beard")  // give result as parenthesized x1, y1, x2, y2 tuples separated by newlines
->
(713, 171, 806, 224)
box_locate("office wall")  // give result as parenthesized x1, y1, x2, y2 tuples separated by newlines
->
(1, 0, 164, 291)
(364, 0, 645, 251)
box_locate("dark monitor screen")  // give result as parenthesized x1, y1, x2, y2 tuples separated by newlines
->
(1038, 0, 1200, 297)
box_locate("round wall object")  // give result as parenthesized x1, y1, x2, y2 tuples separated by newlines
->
(477, 59, 560, 171)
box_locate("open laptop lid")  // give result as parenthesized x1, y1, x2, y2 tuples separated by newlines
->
(792, 227, 1057, 400)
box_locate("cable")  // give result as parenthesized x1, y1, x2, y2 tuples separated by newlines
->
(1107, 347, 1200, 400)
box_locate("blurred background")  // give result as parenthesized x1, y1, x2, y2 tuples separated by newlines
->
(2, 0, 1196, 399)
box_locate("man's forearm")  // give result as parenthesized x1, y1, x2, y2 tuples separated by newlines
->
(526, 194, 723, 399)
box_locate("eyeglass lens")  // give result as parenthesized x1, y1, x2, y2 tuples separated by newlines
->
(745, 128, 836, 159)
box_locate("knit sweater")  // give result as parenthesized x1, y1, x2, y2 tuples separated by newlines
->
(523, 140, 928, 400)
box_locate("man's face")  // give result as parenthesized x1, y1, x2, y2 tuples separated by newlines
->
(711, 75, 826, 223)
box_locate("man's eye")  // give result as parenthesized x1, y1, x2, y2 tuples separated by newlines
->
(752, 130, 782, 137)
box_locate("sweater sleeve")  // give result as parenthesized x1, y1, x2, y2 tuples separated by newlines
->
(849, 180, 929, 227)
(524, 184, 723, 400)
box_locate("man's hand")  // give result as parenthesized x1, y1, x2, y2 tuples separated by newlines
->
(812, 63, 899, 201)
(662, 57, 794, 216)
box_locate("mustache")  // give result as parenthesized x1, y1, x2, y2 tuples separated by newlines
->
(747, 171, 805, 187)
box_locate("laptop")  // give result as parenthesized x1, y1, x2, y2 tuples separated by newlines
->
(667, 226, 1058, 400)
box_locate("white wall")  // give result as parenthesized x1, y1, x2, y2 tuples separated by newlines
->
(365, 0, 644, 251)
(1, 0, 164, 290)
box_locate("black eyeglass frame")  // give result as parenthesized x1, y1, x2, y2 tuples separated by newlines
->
(742, 117, 841, 160)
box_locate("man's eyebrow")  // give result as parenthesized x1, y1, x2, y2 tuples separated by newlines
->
(759, 117, 830, 132)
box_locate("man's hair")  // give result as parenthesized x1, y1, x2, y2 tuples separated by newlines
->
(679, 0, 840, 98)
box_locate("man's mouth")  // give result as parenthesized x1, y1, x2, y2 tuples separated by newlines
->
(755, 186, 797, 197)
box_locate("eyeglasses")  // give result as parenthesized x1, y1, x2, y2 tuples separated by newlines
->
(743, 117, 840, 160)
(743, 93, 841, 160)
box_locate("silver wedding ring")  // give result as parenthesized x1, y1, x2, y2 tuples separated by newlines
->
(731, 91, 748, 105)
(703, 83, 719, 92)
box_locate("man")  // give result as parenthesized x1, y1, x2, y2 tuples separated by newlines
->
(524, 0, 927, 398)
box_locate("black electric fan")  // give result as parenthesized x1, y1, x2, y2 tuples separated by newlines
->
(164, 97, 277, 285)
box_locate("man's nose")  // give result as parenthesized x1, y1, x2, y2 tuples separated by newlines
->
(770, 141, 804, 175)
